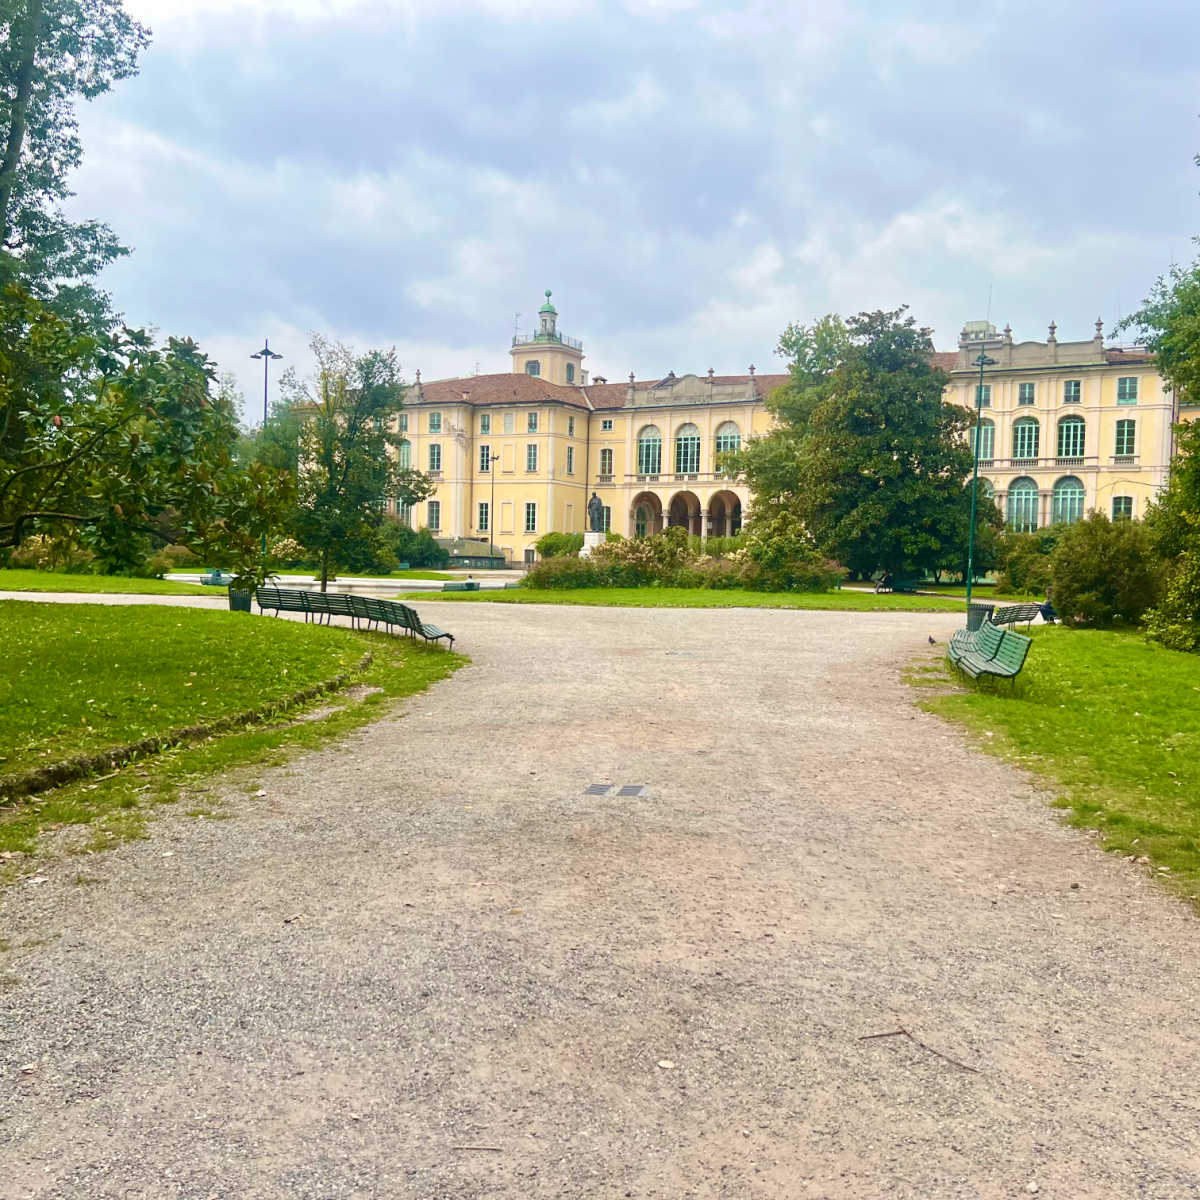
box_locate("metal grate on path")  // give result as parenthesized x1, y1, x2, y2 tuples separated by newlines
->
(584, 784, 648, 797)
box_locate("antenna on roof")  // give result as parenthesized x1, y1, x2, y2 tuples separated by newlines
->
(985, 281, 993, 323)
(514, 312, 521, 334)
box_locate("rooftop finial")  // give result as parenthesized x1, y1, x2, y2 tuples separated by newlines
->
(748, 363, 756, 376)
(629, 371, 635, 384)
(707, 367, 714, 380)
(1095, 316, 1104, 336)
(415, 368, 421, 383)
(1048, 321, 1057, 342)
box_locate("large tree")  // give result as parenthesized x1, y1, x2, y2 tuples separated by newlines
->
(0, 0, 150, 325)
(737, 307, 993, 580)
(0, 284, 293, 580)
(284, 336, 434, 590)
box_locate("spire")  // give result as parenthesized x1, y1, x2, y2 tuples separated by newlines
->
(537, 289, 558, 338)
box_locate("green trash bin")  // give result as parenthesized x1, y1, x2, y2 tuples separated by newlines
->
(228, 587, 253, 613)
(966, 603, 994, 631)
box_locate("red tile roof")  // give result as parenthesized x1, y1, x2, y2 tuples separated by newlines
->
(413, 373, 590, 410)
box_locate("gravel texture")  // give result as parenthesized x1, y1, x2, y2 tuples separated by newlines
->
(2, 600, 1199, 1199)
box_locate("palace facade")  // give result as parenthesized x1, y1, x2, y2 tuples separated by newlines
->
(395, 293, 1188, 564)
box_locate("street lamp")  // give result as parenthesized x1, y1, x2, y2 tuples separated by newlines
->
(250, 338, 283, 578)
(487, 450, 501, 567)
(965, 350, 996, 611)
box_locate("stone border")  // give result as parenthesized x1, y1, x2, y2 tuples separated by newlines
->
(0, 652, 373, 804)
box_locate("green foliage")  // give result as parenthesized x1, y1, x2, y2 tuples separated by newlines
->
(285, 336, 435, 590)
(1119, 249, 1200, 408)
(535, 530, 584, 558)
(1047, 513, 1161, 627)
(738, 508, 844, 591)
(738, 307, 977, 579)
(522, 554, 611, 589)
(994, 526, 1062, 595)
(0, 0, 151, 327)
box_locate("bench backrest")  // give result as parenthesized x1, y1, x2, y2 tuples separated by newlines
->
(993, 603, 1042, 626)
(976, 621, 1005, 660)
(397, 603, 423, 632)
(256, 586, 282, 606)
(993, 629, 1032, 673)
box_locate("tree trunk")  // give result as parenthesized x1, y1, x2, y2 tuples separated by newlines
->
(0, 0, 43, 248)
(320, 547, 329, 593)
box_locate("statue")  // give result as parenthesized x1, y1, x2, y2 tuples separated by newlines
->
(587, 491, 604, 533)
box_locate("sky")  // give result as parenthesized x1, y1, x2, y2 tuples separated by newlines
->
(63, 0, 1200, 420)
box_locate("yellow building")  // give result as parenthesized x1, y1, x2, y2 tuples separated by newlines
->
(396, 295, 1180, 563)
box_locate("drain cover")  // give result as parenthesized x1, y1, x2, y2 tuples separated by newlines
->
(582, 784, 648, 797)
(616, 785, 647, 797)
(584, 784, 612, 796)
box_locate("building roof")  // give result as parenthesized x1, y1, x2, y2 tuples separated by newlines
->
(414, 372, 591, 411)
(581, 373, 791, 410)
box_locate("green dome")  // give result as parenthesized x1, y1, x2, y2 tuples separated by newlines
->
(539, 288, 557, 315)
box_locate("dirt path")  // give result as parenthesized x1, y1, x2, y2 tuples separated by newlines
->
(2, 602, 1198, 1199)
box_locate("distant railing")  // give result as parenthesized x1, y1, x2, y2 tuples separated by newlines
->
(511, 331, 584, 350)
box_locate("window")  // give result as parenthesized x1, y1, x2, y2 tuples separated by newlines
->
(479, 444, 492, 472)
(976, 384, 991, 408)
(972, 420, 994, 461)
(599, 447, 613, 476)
(527, 411, 539, 432)
(1115, 419, 1136, 457)
(1012, 417, 1039, 461)
(635, 505, 649, 538)
(714, 421, 741, 461)
(398, 413, 408, 432)
(398, 501, 412, 527)
(1063, 380, 1081, 403)
(503, 411, 515, 433)
(601, 418, 614, 431)
(674, 423, 700, 474)
(566, 364, 575, 384)
(1052, 476, 1086, 525)
(524, 502, 537, 533)
(1006, 477, 1039, 532)
(566, 446, 575, 474)
(1112, 495, 1133, 520)
(1018, 382, 1035, 406)
(428, 443, 441, 472)
(637, 425, 662, 475)
(480, 413, 491, 434)
(601, 505, 612, 532)
(478, 501, 489, 532)
(1117, 376, 1138, 405)
(1057, 416, 1085, 459)
(526, 443, 538, 472)
(428, 412, 442, 433)
(525, 361, 540, 377)
(427, 500, 441, 530)
(397, 439, 411, 468)
(568, 416, 575, 436)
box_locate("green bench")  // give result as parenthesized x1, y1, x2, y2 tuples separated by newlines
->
(875, 574, 922, 594)
(948, 619, 1032, 681)
(442, 580, 480, 592)
(254, 588, 454, 648)
(992, 602, 1052, 628)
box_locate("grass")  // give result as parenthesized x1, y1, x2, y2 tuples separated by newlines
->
(404, 586, 966, 612)
(0, 605, 464, 864)
(921, 626, 1200, 903)
(264, 568, 457, 581)
(0, 569, 213, 595)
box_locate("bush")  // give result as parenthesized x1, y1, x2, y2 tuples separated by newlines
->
(1144, 514, 1200, 651)
(7, 534, 96, 573)
(535, 531, 585, 558)
(268, 537, 307, 568)
(145, 544, 201, 577)
(523, 554, 609, 589)
(1048, 513, 1161, 628)
(995, 527, 1062, 595)
(740, 510, 844, 592)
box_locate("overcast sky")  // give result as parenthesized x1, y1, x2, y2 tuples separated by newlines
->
(65, 0, 1200, 418)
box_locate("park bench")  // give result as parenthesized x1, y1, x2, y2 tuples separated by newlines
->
(875, 574, 922, 594)
(947, 619, 1032, 681)
(991, 602, 1048, 629)
(397, 603, 455, 648)
(442, 580, 480, 592)
(253, 587, 454, 648)
(256, 586, 312, 620)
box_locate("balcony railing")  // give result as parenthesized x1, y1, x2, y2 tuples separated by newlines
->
(512, 331, 583, 350)
(1111, 454, 1138, 466)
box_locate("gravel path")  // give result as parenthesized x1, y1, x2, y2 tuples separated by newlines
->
(2, 601, 1198, 1199)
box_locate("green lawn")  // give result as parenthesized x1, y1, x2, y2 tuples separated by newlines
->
(406, 586, 965, 612)
(273, 569, 456, 581)
(0, 569, 213, 595)
(922, 627, 1200, 903)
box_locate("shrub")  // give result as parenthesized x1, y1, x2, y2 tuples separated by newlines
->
(1048, 513, 1161, 628)
(268, 537, 307, 567)
(995, 526, 1062, 595)
(535, 531, 585, 558)
(7, 534, 96, 573)
(740, 510, 844, 592)
(523, 554, 607, 589)
(145, 544, 201, 577)
(1144, 514, 1200, 651)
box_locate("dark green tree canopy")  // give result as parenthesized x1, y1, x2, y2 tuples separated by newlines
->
(0, 0, 150, 324)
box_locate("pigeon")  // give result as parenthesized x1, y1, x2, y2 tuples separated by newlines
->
(928, 635, 937, 644)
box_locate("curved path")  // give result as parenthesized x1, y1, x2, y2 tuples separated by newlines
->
(2, 601, 1198, 1198)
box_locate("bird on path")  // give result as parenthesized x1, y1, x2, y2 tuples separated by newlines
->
(928, 635, 937, 644)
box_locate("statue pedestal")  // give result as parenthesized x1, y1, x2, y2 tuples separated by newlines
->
(580, 530, 605, 558)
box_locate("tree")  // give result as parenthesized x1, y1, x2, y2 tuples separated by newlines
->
(0, 0, 150, 326)
(1048, 512, 1160, 628)
(285, 335, 434, 590)
(0, 283, 294, 581)
(736, 307, 989, 579)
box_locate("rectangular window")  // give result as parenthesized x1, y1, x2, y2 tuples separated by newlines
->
(527, 411, 539, 432)
(975, 384, 991, 408)
(398, 501, 412, 527)
(479, 444, 491, 472)
(602, 505, 611, 532)
(601, 418, 614, 431)
(566, 363, 575, 383)
(480, 413, 491, 434)
(428, 443, 441, 472)
(503, 411, 515, 433)
(478, 501, 489, 532)
(1063, 380, 1081, 403)
(429, 412, 442, 433)
(524, 502, 537, 533)
(1115, 419, 1136, 457)
(568, 416, 576, 437)
(526, 443, 538, 472)
(599, 447, 613, 475)
(1117, 376, 1138, 405)
(398, 440, 411, 468)
(566, 446, 575, 474)
(427, 500, 440, 530)
(398, 413, 408, 432)
(1018, 382, 1035, 406)
(1112, 496, 1133, 520)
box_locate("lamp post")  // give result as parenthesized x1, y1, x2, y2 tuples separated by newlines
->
(250, 338, 283, 578)
(487, 451, 501, 567)
(965, 350, 996, 611)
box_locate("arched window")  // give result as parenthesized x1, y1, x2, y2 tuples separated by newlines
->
(599, 447, 613, 476)
(972, 419, 995, 462)
(1057, 415, 1085, 459)
(1052, 476, 1086, 525)
(636, 425, 662, 475)
(397, 439, 411, 468)
(1006, 477, 1039, 532)
(714, 421, 741, 454)
(1012, 417, 1039, 461)
(674, 423, 701, 473)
